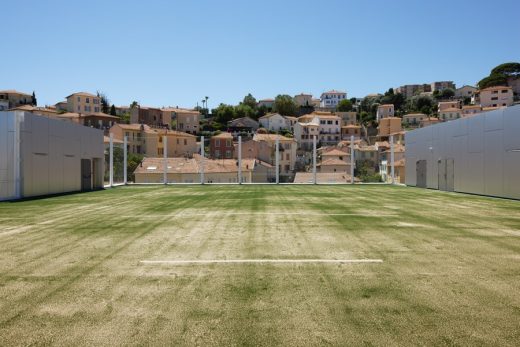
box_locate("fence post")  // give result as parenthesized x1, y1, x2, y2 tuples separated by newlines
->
(163, 135, 168, 185)
(200, 135, 205, 184)
(312, 135, 317, 184)
(390, 134, 395, 184)
(238, 136, 242, 184)
(275, 135, 280, 184)
(109, 133, 114, 187)
(123, 136, 128, 185)
(350, 135, 355, 184)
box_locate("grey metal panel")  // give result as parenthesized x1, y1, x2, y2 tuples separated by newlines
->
(406, 105, 520, 199)
(21, 132, 33, 197)
(452, 118, 468, 137)
(49, 136, 64, 194)
(484, 130, 503, 197)
(484, 109, 503, 132)
(31, 116, 49, 154)
(31, 153, 49, 197)
(467, 116, 484, 153)
(503, 107, 520, 151)
(452, 135, 467, 192)
(464, 152, 485, 195)
(503, 151, 520, 199)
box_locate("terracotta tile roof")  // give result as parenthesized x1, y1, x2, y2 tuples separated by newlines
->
(378, 104, 394, 108)
(462, 105, 481, 110)
(66, 92, 98, 98)
(253, 133, 295, 142)
(103, 136, 124, 144)
(258, 112, 282, 119)
(403, 113, 426, 117)
(322, 148, 349, 156)
(212, 132, 233, 138)
(134, 156, 256, 175)
(341, 125, 361, 129)
(322, 90, 346, 94)
(318, 158, 349, 166)
(0, 89, 32, 96)
(479, 86, 513, 92)
(162, 107, 200, 114)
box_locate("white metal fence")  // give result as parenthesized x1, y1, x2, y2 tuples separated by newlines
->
(104, 134, 398, 186)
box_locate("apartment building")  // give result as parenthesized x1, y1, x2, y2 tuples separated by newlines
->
(110, 124, 197, 157)
(293, 121, 319, 150)
(395, 84, 431, 98)
(163, 107, 200, 134)
(472, 86, 514, 108)
(320, 90, 347, 109)
(461, 105, 482, 117)
(66, 92, 101, 113)
(438, 101, 461, 112)
(227, 117, 259, 137)
(257, 98, 275, 109)
(378, 117, 402, 138)
(294, 93, 313, 107)
(402, 113, 427, 126)
(130, 106, 167, 127)
(419, 117, 440, 128)
(258, 113, 290, 132)
(376, 104, 394, 121)
(439, 108, 462, 121)
(317, 114, 341, 145)
(341, 125, 361, 140)
(455, 85, 477, 99)
(431, 81, 455, 92)
(354, 145, 379, 171)
(336, 111, 357, 125)
(210, 132, 234, 159)
(242, 134, 297, 180)
(0, 90, 33, 109)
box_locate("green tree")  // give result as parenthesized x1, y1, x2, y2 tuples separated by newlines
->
(407, 95, 434, 114)
(478, 62, 520, 89)
(31, 91, 37, 106)
(273, 94, 298, 117)
(110, 104, 117, 116)
(490, 62, 520, 77)
(256, 105, 268, 120)
(478, 74, 508, 89)
(97, 91, 110, 114)
(241, 93, 257, 109)
(234, 104, 255, 119)
(441, 88, 455, 99)
(212, 104, 236, 124)
(336, 99, 353, 112)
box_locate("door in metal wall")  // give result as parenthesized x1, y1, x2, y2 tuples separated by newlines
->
(438, 159, 454, 192)
(81, 159, 92, 191)
(416, 160, 427, 188)
(438, 159, 447, 191)
(446, 158, 454, 192)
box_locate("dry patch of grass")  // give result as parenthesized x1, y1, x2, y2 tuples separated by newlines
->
(0, 185, 519, 346)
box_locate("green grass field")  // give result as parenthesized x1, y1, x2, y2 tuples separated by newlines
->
(1, 185, 519, 346)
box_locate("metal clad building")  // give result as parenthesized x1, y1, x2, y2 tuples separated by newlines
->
(405, 105, 520, 200)
(0, 111, 104, 200)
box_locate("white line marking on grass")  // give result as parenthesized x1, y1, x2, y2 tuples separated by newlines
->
(118, 212, 397, 218)
(139, 259, 383, 265)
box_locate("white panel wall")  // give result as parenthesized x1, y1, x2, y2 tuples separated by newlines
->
(0, 111, 104, 200)
(405, 105, 520, 200)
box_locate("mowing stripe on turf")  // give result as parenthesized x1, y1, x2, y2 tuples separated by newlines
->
(139, 259, 383, 265)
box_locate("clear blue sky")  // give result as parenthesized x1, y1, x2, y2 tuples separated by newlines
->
(3, 0, 519, 109)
